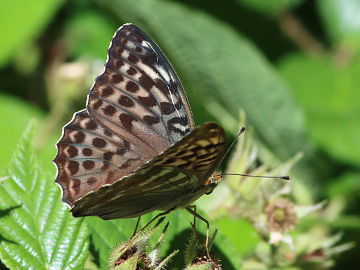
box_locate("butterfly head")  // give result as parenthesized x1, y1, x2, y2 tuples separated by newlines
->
(204, 171, 222, 195)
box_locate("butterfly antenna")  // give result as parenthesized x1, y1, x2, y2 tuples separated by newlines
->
(218, 127, 246, 166)
(222, 173, 290, 180)
(218, 127, 290, 180)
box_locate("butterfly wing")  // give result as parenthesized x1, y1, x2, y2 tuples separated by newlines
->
(87, 23, 195, 153)
(54, 24, 196, 207)
(71, 122, 226, 219)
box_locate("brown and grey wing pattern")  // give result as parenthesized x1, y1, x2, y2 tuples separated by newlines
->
(54, 110, 152, 206)
(87, 23, 195, 155)
(54, 23, 196, 208)
(71, 122, 226, 219)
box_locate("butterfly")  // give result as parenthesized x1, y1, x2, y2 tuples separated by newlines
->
(54, 23, 227, 221)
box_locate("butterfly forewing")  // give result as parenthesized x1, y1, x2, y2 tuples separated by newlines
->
(87, 23, 195, 154)
(71, 122, 226, 219)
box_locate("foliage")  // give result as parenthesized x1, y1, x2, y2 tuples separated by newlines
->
(1, 0, 360, 269)
(0, 122, 89, 269)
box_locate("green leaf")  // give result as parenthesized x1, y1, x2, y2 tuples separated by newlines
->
(278, 52, 360, 166)
(0, 94, 44, 169)
(0, 0, 65, 67)
(216, 217, 259, 255)
(317, 0, 360, 48)
(237, 0, 303, 16)
(97, 0, 309, 163)
(0, 121, 89, 269)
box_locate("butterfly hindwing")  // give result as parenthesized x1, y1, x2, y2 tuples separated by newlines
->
(54, 110, 153, 205)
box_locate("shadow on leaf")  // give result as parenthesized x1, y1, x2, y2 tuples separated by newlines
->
(0, 204, 22, 244)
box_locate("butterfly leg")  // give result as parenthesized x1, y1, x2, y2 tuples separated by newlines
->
(188, 205, 199, 244)
(185, 206, 211, 258)
(140, 207, 175, 232)
(132, 216, 142, 237)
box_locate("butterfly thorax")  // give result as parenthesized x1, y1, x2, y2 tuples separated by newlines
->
(174, 171, 222, 209)
(203, 171, 222, 195)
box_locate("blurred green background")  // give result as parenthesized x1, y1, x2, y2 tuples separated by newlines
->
(0, 0, 359, 269)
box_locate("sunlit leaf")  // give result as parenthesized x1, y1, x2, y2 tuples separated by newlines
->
(0, 121, 89, 269)
(279, 52, 360, 166)
(0, 94, 44, 169)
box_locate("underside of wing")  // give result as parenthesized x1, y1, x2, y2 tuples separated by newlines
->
(54, 110, 152, 206)
(87, 23, 195, 155)
(54, 24, 197, 207)
(71, 122, 226, 219)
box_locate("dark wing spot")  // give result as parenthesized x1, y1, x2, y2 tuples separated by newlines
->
(154, 79, 169, 95)
(139, 75, 154, 90)
(118, 95, 135, 107)
(102, 86, 114, 97)
(143, 115, 160, 126)
(143, 51, 157, 66)
(74, 131, 85, 143)
(82, 148, 93, 156)
(103, 152, 114, 161)
(160, 102, 175, 115)
(125, 81, 139, 93)
(83, 160, 95, 170)
(104, 129, 113, 137)
(115, 47, 124, 55)
(114, 59, 124, 68)
(127, 67, 137, 76)
(68, 161, 79, 175)
(87, 177, 97, 185)
(103, 104, 117, 116)
(111, 74, 124, 84)
(85, 119, 98, 130)
(138, 95, 157, 107)
(128, 54, 139, 63)
(119, 113, 137, 130)
(93, 138, 107, 148)
(67, 146, 78, 157)
(92, 100, 103, 110)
